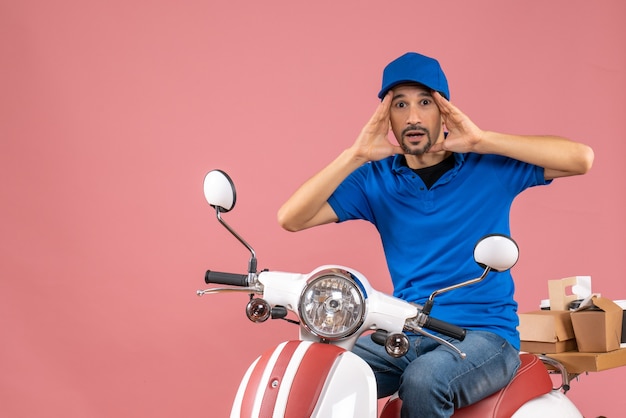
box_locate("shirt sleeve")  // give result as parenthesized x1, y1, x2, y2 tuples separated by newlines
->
(327, 164, 375, 223)
(483, 154, 552, 195)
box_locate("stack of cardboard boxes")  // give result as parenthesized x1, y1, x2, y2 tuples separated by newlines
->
(518, 277, 626, 373)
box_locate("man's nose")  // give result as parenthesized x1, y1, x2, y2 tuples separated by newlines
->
(407, 105, 422, 124)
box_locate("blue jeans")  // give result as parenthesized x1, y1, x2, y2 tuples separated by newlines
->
(352, 330, 521, 418)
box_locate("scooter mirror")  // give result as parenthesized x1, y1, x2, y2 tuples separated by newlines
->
(425, 234, 520, 309)
(473, 234, 519, 272)
(203, 170, 237, 212)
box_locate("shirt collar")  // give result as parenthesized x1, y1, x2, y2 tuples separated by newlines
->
(392, 152, 465, 173)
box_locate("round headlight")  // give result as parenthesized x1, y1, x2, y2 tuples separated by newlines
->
(299, 269, 366, 340)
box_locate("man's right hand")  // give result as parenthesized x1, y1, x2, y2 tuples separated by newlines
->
(350, 91, 404, 163)
(278, 92, 404, 232)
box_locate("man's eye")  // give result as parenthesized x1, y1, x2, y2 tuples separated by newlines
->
(395, 102, 406, 108)
(421, 99, 431, 105)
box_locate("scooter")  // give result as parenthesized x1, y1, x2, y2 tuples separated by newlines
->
(197, 169, 583, 418)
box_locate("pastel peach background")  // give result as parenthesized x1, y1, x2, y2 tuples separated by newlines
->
(1, 1, 624, 417)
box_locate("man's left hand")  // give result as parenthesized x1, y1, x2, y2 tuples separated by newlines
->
(428, 91, 486, 154)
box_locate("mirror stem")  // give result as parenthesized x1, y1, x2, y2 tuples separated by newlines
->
(422, 267, 492, 315)
(216, 207, 258, 274)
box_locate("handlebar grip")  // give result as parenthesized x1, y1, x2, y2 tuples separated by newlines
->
(423, 316, 467, 341)
(205, 270, 249, 286)
(371, 329, 389, 346)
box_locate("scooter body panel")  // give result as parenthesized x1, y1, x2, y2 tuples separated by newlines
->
(512, 391, 583, 418)
(231, 340, 377, 418)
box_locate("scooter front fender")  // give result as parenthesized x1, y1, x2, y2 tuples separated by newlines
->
(231, 340, 377, 418)
(512, 391, 583, 418)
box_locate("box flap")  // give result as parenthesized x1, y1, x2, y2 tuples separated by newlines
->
(548, 276, 592, 311)
(574, 294, 622, 314)
(548, 277, 578, 311)
(593, 297, 624, 314)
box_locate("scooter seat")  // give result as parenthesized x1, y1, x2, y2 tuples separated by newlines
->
(379, 353, 553, 418)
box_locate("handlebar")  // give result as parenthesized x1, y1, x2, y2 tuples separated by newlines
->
(371, 313, 466, 352)
(205, 270, 249, 287)
(423, 316, 466, 341)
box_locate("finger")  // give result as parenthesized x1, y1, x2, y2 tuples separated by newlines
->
(389, 144, 404, 155)
(367, 91, 392, 126)
(432, 91, 453, 115)
(382, 90, 393, 104)
(426, 145, 439, 153)
(427, 142, 445, 153)
(378, 91, 393, 119)
(442, 96, 463, 119)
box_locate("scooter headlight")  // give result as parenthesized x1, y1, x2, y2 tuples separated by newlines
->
(299, 268, 367, 340)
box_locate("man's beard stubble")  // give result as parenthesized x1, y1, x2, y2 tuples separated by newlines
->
(400, 125, 433, 156)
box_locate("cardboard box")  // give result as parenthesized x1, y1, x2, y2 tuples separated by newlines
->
(547, 348, 626, 373)
(518, 310, 576, 354)
(614, 300, 626, 343)
(548, 276, 579, 311)
(520, 339, 577, 354)
(570, 295, 623, 352)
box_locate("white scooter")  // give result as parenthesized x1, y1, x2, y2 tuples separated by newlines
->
(198, 169, 583, 418)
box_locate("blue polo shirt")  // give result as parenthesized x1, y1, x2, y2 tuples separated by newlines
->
(327, 153, 550, 349)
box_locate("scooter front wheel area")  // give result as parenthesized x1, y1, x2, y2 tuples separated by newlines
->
(230, 340, 377, 418)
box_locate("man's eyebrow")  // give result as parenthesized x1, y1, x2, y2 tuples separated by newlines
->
(392, 91, 433, 101)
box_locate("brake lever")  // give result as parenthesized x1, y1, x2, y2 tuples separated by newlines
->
(196, 287, 260, 296)
(404, 323, 467, 359)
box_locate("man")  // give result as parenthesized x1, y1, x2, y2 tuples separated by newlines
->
(277, 52, 593, 418)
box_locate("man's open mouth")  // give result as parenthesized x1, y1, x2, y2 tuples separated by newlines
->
(404, 130, 427, 144)
(406, 132, 424, 139)
(402, 125, 429, 140)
